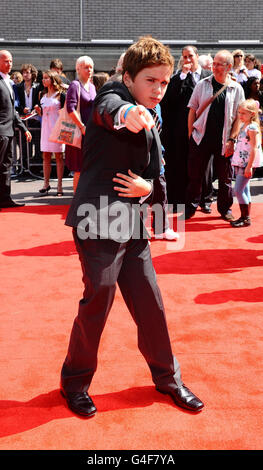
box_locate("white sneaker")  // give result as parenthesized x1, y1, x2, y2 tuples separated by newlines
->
(154, 228, 180, 240)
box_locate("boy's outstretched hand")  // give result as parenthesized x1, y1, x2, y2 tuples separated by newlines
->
(122, 105, 155, 133)
(113, 169, 152, 198)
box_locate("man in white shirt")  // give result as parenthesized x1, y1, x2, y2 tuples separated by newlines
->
(179, 46, 202, 83)
(0, 50, 31, 208)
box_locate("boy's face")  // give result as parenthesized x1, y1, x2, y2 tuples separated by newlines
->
(123, 64, 172, 108)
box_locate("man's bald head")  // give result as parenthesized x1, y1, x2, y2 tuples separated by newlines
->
(0, 50, 13, 74)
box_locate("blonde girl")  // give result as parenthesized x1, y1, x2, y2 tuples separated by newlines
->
(231, 99, 263, 227)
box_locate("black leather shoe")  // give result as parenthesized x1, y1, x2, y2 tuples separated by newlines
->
(61, 389, 97, 417)
(200, 204, 212, 214)
(230, 217, 251, 227)
(0, 200, 25, 208)
(221, 211, 234, 221)
(156, 384, 204, 412)
(178, 210, 196, 221)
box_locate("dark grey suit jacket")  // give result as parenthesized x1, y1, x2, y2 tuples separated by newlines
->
(0, 76, 27, 136)
(65, 80, 162, 241)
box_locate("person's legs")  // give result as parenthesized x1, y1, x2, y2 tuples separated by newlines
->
(214, 154, 234, 217)
(0, 136, 13, 203)
(184, 137, 213, 218)
(117, 234, 203, 411)
(234, 172, 250, 205)
(29, 119, 41, 160)
(231, 171, 251, 227)
(40, 152, 52, 192)
(117, 236, 182, 388)
(150, 174, 179, 239)
(199, 155, 214, 211)
(61, 227, 204, 412)
(61, 230, 127, 393)
(55, 152, 64, 194)
(151, 175, 169, 233)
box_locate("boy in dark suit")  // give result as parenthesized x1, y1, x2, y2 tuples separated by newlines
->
(60, 37, 204, 417)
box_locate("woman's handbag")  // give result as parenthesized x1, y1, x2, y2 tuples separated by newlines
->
(49, 83, 82, 148)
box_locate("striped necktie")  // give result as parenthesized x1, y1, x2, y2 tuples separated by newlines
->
(149, 107, 162, 134)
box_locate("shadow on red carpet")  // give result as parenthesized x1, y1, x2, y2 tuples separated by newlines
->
(0, 386, 192, 439)
(195, 286, 263, 304)
(152, 248, 263, 274)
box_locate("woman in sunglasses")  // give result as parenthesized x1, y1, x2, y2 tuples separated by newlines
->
(231, 49, 248, 84)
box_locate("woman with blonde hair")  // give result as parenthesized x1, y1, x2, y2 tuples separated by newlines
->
(231, 49, 248, 84)
(35, 70, 66, 195)
(64, 55, 96, 193)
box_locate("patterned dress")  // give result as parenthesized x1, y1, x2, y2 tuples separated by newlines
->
(232, 122, 263, 172)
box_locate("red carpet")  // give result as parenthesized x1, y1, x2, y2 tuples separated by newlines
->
(0, 203, 262, 450)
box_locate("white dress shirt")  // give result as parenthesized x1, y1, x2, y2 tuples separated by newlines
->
(180, 65, 202, 83)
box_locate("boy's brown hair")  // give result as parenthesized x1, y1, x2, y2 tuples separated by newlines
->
(50, 58, 63, 71)
(122, 36, 174, 80)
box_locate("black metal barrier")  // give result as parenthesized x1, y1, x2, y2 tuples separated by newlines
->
(13, 124, 60, 179)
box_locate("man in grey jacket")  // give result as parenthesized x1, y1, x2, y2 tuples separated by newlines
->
(184, 49, 245, 220)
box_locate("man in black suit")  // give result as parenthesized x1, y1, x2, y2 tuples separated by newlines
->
(0, 50, 31, 208)
(60, 37, 204, 418)
(161, 45, 212, 211)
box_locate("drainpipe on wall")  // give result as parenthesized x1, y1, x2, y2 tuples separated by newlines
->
(80, 0, 83, 41)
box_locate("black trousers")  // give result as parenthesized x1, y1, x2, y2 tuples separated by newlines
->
(0, 135, 13, 203)
(186, 136, 233, 215)
(61, 228, 182, 392)
(164, 133, 213, 207)
(21, 119, 41, 168)
(150, 174, 170, 234)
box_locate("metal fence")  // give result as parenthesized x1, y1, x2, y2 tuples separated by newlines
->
(13, 124, 59, 179)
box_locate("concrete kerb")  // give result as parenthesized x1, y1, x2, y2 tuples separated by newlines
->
(9, 176, 263, 206)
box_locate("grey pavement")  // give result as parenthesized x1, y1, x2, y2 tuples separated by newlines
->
(10, 173, 74, 206)
(9, 172, 263, 206)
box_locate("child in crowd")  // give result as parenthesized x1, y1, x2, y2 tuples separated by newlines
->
(231, 99, 263, 227)
(92, 71, 109, 92)
(60, 36, 204, 417)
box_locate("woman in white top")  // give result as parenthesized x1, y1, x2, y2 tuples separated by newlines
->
(244, 54, 261, 80)
(231, 49, 248, 84)
(35, 71, 66, 196)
